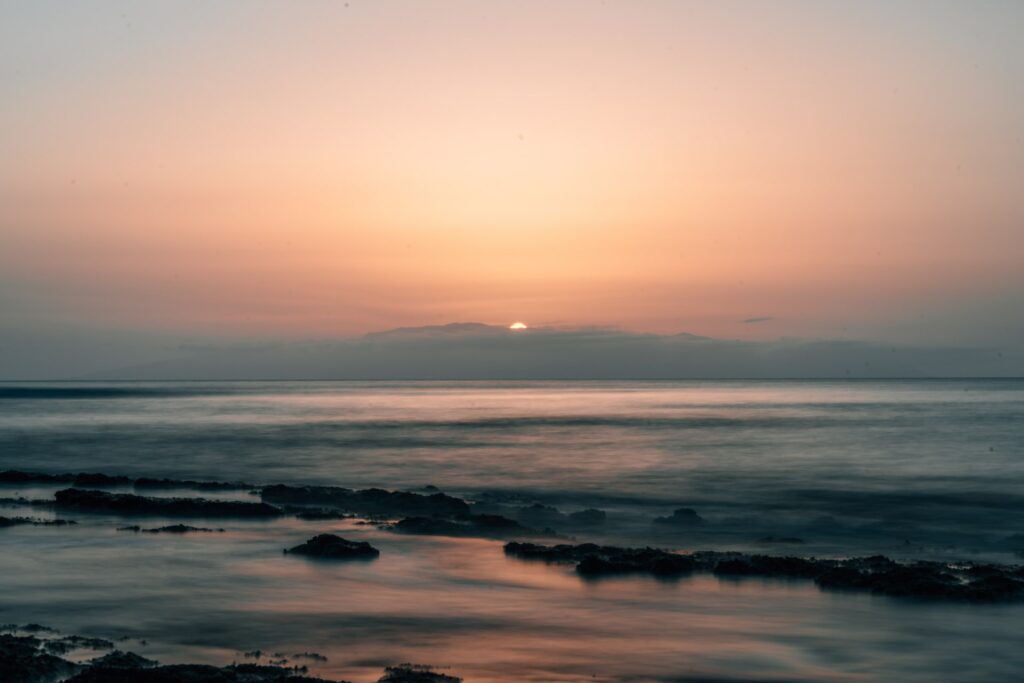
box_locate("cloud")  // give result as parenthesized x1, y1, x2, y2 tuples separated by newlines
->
(742, 317, 774, 324)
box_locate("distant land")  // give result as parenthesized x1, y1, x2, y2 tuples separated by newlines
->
(58, 323, 1020, 381)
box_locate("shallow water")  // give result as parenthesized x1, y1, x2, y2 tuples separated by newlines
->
(1, 380, 1023, 681)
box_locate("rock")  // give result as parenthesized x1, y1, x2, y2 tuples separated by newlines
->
(285, 534, 379, 560)
(0, 471, 75, 485)
(66, 662, 344, 682)
(291, 653, 327, 662)
(504, 542, 694, 577)
(0, 633, 79, 683)
(514, 504, 567, 528)
(378, 664, 462, 683)
(73, 474, 134, 487)
(55, 489, 281, 518)
(43, 635, 115, 655)
(504, 542, 1024, 601)
(89, 651, 159, 669)
(133, 478, 255, 491)
(652, 507, 705, 526)
(120, 525, 224, 534)
(0, 516, 76, 527)
(261, 485, 470, 518)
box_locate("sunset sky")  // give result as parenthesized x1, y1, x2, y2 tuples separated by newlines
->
(2, 1, 1023, 377)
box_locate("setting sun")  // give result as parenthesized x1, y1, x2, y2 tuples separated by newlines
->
(509, 322, 528, 330)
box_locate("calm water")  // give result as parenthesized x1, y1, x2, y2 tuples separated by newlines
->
(1, 380, 1023, 681)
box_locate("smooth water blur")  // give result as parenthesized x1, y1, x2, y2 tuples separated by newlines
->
(3, 380, 1024, 557)
(1, 380, 1023, 681)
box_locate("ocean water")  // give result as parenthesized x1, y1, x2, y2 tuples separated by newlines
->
(1, 379, 1023, 681)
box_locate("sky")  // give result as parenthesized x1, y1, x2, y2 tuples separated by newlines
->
(1, 1, 1023, 378)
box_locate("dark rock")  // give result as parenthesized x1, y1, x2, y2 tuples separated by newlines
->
(73, 474, 133, 487)
(514, 503, 567, 527)
(285, 534, 379, 560)
(291, 653, 327, 662)
(66, 662, 344, 682)
(0, 470, 75, 485)
(0, 633, 79, 683)
(89, 651, 159, 669)
(504, 542, 1024, 601)
(652, 507, 705, 526)
(43, 635, 115, 655)
(0, 516, 76, 527)
(504, 542, 694, 577)
(133, 478, 255, 491)
(55, 489, 281, 518)
(712, 555, 820, 579)
(378, 664, 461, 683)
(261, 485, 470, 518)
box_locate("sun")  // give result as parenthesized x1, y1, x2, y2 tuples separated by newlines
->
(509, 322, 528, 330)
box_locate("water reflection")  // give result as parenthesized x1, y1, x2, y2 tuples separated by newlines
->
(0, 508, 1021, 682)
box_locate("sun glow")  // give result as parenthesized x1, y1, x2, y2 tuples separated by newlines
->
(509, 322, 528, 330)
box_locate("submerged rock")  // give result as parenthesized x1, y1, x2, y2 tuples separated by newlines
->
(285, 534, 380, 560)
(378, 664, 462, 683)
(55, 489, 281, 518)
(652, 507, 705, 526)
(504, 542, 1024, 601)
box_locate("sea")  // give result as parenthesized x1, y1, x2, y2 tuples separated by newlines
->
(1, 379, 1022, 682)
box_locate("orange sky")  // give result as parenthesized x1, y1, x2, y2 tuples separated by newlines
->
(2, 1, 1022, 344)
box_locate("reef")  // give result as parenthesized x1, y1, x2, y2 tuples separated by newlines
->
(261, 485, 470, 518)
(504, 542, 1024, 601)
(285, 534, 380, 560)
(55, 489, 281, 518)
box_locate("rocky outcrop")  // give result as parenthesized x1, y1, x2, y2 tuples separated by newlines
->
(261, 485, 470, 518)
(504, 542, 1024, 601)
(284, 534, 380, 560)
(55, 489, 281, 518)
